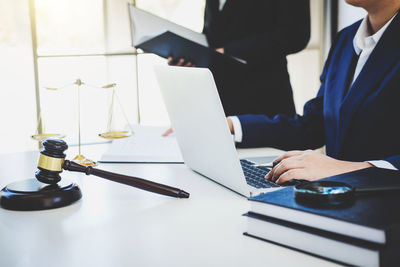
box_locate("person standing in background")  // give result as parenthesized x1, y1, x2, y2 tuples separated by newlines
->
(169, 0, 310, 117)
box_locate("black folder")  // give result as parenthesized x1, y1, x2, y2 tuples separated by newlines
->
(136, 31, 245, 69)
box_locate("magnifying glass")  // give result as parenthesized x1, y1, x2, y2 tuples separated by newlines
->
(294, 181, 400, 207)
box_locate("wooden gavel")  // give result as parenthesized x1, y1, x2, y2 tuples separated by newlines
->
(36, 139, 189, 198)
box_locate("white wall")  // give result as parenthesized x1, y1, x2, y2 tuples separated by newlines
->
(0, 0, 38, 153)
(338, 0, 366, 30)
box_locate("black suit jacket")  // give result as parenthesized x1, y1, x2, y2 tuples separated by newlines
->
(203, 0, 310, 117)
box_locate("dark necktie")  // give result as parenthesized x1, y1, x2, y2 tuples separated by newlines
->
(343, 51, 360, 97)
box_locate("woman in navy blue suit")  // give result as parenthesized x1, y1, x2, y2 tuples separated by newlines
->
(227, 0, 400, 184)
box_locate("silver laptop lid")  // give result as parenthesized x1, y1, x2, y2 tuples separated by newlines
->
(154, 65, 250, 197)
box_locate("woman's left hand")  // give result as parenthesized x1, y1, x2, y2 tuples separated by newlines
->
(266, 150, 373, 184)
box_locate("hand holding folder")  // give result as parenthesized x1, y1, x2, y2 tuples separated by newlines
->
(129, 5, 246, 69)
(167, 47, 225, 67)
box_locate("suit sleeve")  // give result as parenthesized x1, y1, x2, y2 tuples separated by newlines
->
(223, 0, 310, 63)
(236, 89, 325, 150)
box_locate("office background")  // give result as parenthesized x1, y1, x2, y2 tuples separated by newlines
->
(0, 0, 365, 154)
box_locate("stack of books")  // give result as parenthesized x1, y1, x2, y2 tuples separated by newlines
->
(244, 168, 400, 267)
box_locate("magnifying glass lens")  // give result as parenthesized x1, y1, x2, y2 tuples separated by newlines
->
(294, 181, 355, 207)
(296, 185, 352, 195)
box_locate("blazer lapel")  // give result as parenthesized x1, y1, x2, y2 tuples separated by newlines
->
(324, 36, 358, 157)
(329, 42, 357, 111)
(336, 13, 400, 156)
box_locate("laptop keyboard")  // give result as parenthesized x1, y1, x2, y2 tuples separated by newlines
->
(240, 159, 280, 189)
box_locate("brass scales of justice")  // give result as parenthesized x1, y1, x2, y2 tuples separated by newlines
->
(31, 78, 134, 166)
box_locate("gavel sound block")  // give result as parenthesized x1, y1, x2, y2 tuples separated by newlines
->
(0, 139, 189, 211)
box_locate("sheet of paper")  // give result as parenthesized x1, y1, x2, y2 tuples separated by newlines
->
(129, 5, 208, 47)
(100, 125, 183, 163)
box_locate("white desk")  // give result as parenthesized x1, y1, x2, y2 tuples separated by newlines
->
(0, 145, 340, 267)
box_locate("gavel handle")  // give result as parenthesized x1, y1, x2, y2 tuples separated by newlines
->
(62, 160, 189, 198)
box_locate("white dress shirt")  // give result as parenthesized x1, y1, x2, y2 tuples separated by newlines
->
(351, 13, 396, 85)
(230, 13, 398, 170)
(219, 0, 227, 11)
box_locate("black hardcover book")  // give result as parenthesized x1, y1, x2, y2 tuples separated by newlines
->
(244, 212, 399, 267)
(249, 168, 400, 245)
(136, 31, 245, 70)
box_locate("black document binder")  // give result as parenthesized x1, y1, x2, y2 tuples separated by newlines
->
(136, 31, 245, 69)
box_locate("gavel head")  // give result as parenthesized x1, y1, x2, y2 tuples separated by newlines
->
(35, 138, 68, 184)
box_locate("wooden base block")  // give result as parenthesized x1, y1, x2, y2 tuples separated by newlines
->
(0, 178, 82, 211)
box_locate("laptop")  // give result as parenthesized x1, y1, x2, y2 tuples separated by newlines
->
(154, 65, 282, 197)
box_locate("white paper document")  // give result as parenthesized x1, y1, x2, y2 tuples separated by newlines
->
(129, 5, 208, 47)
(100, 125, 184, 163)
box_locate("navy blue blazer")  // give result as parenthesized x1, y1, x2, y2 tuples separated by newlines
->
(237, 13, 400, 169)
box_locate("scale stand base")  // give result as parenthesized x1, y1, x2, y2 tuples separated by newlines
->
(0, 178, 82, 211)
(73, 154, 97, 167)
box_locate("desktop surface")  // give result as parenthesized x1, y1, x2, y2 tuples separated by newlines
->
(0, 145, 340, 267)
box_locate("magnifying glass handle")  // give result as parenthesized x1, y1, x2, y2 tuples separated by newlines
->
(355, 185, 400, 193)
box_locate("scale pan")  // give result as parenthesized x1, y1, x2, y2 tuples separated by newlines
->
(98, 131, 133, 139)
